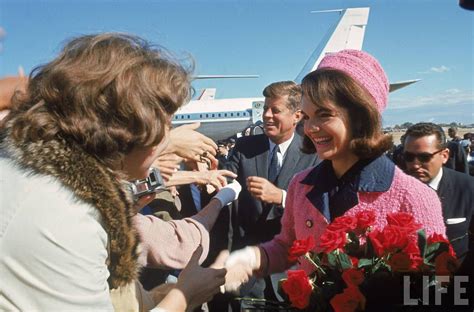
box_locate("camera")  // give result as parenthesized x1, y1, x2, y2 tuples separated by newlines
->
(128, 167, 165, 201)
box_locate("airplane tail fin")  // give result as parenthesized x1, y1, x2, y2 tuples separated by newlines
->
(197, 88, 216, 100)
(294, 7, 370, 83)
(389, 79, 421, 92)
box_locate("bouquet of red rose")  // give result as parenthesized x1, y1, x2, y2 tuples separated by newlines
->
(279, 211, 458, 312)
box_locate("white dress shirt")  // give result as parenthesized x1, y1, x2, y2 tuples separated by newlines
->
(268, 133, 295, 207)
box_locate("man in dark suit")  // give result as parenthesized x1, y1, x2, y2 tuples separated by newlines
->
(225, 81, 319, 302)
(403, 123, 474, 306)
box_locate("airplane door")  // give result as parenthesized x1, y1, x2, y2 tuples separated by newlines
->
(252, 101, 264, 124)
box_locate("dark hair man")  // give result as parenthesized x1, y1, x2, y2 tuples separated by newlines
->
(224, 81, 319, 304)
(403, 123, 473, 297)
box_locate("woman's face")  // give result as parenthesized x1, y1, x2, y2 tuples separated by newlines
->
(122, 128, 170, 180)
(301, 95, 353, 162)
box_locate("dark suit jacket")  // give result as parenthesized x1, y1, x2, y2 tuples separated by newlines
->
(437, 168, 474, 306)
(437, 167, 474, 261)
(445, 141, 469, 174)
(225, 133, 319, 249)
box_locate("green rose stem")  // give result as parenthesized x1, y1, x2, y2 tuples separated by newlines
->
(304, 253, 326, 275)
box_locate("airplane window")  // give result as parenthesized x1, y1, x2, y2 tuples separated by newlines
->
(187, 115, 190, 119)
(200, 114, 202, 118)
(206, 114, 209, 118)
(224, 113, 227, 117)
(218, 114, 221, 117)
(237, 113, 240, 116)
(212, 114, 215, 118)
(231, 113, 234, 117)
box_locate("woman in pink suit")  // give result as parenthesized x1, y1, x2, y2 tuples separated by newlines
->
(224, 50, 446, 292)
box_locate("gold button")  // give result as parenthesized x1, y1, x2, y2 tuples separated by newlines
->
(306, 219, 313, 228)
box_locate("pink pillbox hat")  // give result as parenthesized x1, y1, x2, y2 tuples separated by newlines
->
(317, 49, 389, 113)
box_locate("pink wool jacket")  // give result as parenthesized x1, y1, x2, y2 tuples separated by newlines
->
(260, 156, 446, 276)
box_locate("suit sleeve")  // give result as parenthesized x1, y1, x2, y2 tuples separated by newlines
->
(224, 142, 242, 175)
(455, 143, 469, 174)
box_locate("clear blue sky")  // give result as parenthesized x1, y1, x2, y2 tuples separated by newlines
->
(1, 0, 473, 126)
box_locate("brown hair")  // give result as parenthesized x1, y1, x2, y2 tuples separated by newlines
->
(301, 68, 392, 158)
(263, 80, 302, 112)
(405, 122, 447, 150)
(5, 33, 192, 168)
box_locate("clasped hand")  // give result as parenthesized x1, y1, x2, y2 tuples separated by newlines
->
(246, 176, 283, 205)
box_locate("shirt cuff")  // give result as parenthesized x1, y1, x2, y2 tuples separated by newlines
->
(281, 190, 287, 208)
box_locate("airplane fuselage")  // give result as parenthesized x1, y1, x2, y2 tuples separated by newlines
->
(172, 97, 263, 140)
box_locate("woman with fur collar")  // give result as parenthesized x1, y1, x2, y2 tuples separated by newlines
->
(0, 33, 230, 311)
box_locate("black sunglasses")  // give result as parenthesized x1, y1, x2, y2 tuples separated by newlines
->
(403, 149, 444, 163)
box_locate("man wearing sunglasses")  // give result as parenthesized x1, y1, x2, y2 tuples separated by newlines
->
(403, 123, 474, 303)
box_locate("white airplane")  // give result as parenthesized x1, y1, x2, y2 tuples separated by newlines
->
(172, 7, 419, 141)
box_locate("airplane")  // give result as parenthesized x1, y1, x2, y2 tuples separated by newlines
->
(172, 7, 420, 141)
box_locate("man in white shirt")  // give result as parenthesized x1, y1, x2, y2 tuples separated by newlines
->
(224, 81, 319, 304)
(403, 122, 474, 266)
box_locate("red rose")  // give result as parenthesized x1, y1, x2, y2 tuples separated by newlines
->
(388, 252, 415, 272)
(428, 233, 456, 257)
(435, 251, 459, 276)
(386, 212, 421, 233)
(330, 286, 366, 312)
(281, 270, 313, 309)
(368, 229, 385, 257)
(319, 230, 347, 253)
(350, 256, 359, 268)
(342, 268, 365, 286)
(381, 225, 409, 252)
(427, 233, 449, 245)
(288, 236, 316, 263)
(355, 210, 376, 231)
(402, 240, 420, 256)
(327, 216, 358, 233)
(401, 240, 423, 270)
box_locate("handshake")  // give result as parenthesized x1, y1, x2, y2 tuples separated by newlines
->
(219, 246, 261, 293)
(209, 181, 262, 292)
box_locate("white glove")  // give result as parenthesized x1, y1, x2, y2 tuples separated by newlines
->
(223, 246, 259, 293)
(212, 179, 241, 207)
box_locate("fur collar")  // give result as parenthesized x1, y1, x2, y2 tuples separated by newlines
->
(2, 133, 140, 289)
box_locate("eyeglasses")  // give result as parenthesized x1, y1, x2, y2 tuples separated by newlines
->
(402, 149, 444, 163)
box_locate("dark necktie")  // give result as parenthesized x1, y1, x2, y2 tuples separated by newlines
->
(268, 145, 280, 183)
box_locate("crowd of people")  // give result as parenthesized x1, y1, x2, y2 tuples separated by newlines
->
(0, 33, 473, 311)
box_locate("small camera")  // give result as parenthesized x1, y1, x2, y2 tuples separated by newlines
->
(128, 167, 165, 201)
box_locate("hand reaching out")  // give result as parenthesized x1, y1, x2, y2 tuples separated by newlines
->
(175, 245, 227, 310)
(223, 246, 260, 293)
(169, 123, 218, 164)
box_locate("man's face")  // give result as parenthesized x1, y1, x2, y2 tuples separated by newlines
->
(403, 134, 450, 183)
(218, 145, 227, 156)
(262, 96, 301, 144)
(448, 129, 456, 139)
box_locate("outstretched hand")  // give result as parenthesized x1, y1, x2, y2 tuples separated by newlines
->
(175, 246, 227, 310)
(169, 123, 218, 164)
(223, 246, 260, 293)
(198, 169, 237, 191)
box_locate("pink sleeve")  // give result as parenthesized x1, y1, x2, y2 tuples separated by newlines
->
(133, 214, 210, 268)
(259, 175, 299, 275)
(399, 176, 446, 237)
